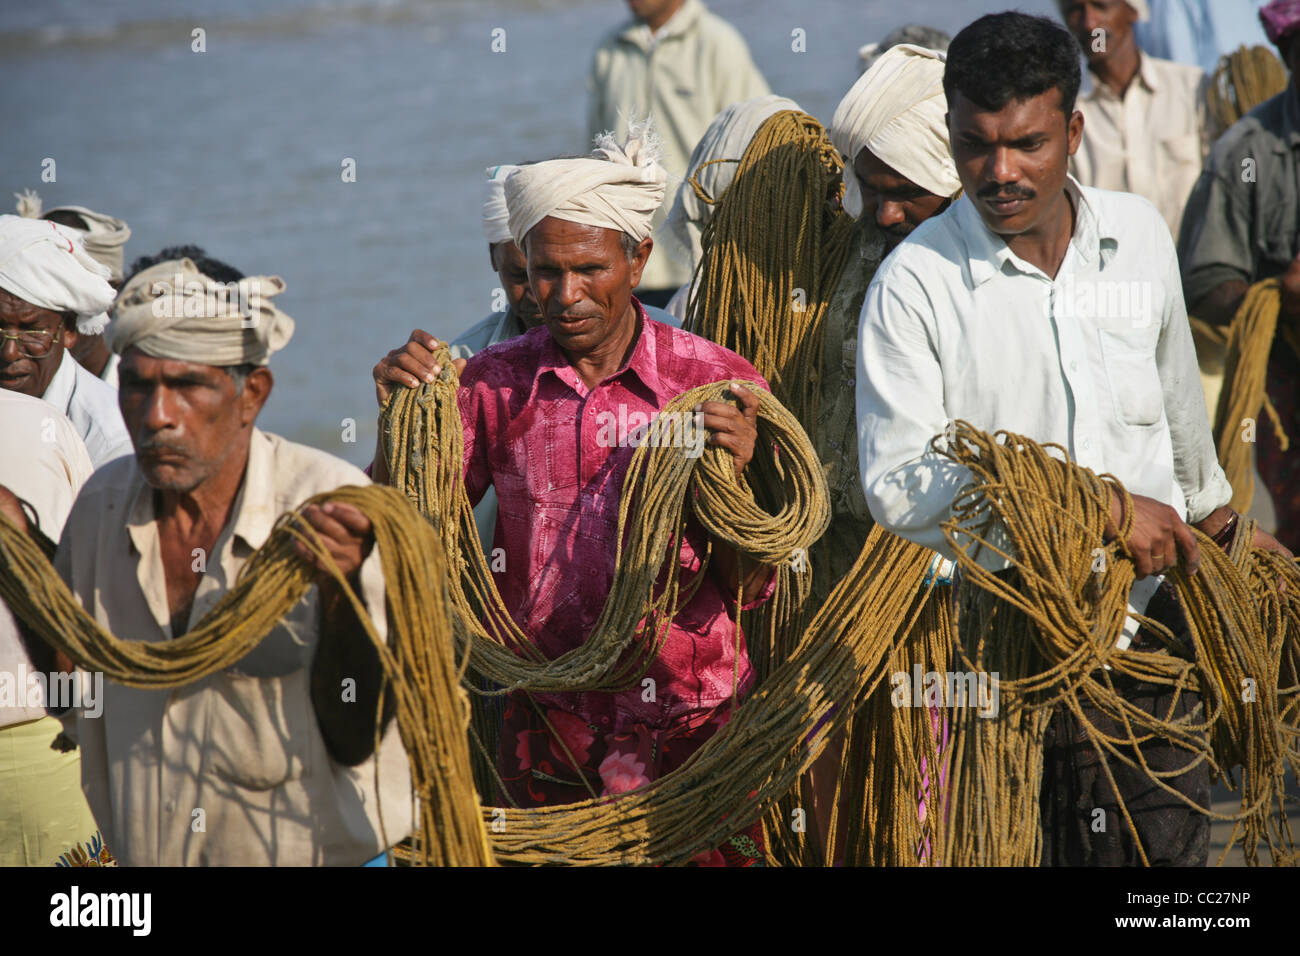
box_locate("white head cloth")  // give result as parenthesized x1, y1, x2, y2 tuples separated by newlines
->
(505, 120, 668, 247)
(664, 95, 801, 269)
(0, 214, 116, 336)
(110, 258, 294, 366)
(1056, 0, 1148, 19)
(14, 190, 131, 282)
(482, 164, 520, 246)
(830, 43, 962, 219)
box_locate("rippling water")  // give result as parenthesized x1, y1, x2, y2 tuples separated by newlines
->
(1, 0, 1055, 465)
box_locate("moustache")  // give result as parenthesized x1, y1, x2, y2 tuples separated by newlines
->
(977, 184, 1035, 201)
(137, 438, 190, 459)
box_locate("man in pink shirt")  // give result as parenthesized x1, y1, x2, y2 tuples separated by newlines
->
(371, 126, 774, 865)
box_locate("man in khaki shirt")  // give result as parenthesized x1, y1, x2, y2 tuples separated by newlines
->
(1059, 0, 1208, 238)
(53, 250, 411, 866)
(588, 0, 770, 304)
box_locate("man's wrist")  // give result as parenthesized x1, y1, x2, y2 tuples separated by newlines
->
(1192, 504, 1234, 539)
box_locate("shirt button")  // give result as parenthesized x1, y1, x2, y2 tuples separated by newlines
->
(1082, 438, 1092, 451)
(165, 799, 176, 813)
(1069, 360, 1079, 372)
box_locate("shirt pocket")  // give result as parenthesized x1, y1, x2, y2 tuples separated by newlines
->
(1098, 327, 1164, 427)
(205, 668, 313, 791)
(1158, 132, 1202, 169)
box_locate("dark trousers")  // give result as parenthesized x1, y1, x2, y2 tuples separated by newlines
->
(1039, 587, 1210, 866)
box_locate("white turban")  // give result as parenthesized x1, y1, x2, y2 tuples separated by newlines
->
(15, 190, 131, 282)
(505, 121, 668, 247)
(830, 43, 962, 219)
(664, 95, 801, 269)
(1056, 0, 1148, 19)
(110, 258, 294, 367)
(0, 215, 116, 336)
(481, 164, 519, 246)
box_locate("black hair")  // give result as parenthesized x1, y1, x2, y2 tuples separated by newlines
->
(122, 245, 245, 287)
(943, 12, 1081, 117)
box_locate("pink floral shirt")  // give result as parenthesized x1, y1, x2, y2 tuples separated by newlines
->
(459, 300, 773, 733)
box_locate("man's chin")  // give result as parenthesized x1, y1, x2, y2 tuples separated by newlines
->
(137, 459, 202, 494)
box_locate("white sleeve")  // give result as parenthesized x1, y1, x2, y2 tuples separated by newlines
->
(856, 265, 973, 559)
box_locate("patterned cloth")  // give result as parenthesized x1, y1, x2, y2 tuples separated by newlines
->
(499, 693, 766, 865)
(458, 300, 774, 733)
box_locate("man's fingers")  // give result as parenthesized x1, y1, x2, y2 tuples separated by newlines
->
(408, 329, 441, 351)
(300, 504, 351, 547)
(321, 502, 372, 536)
(1172, 518, 1200, 574)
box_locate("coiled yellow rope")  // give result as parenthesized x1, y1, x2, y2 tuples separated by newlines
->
(935, 421, 1300, 866)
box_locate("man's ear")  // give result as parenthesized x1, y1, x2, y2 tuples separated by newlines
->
(629, 237, 653, 289)
(60, 313, 79, 350)
(1067, 108, 1084, 156)
(239, 367, 274, 425)
(488, 242, 500, 272)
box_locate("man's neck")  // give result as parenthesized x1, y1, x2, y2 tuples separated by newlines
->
(1003, 189, 1077, 280)
(565, 301, 641, 390)
(1089, 40, 1141, 98)
(643, 0, 686, 34)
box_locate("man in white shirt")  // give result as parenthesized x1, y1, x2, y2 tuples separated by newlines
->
(1060, 0, 1208, 238)
(16, 192, 132, 389)
(857, 11, 1289, 866)
(588, 0, 770, 306)
(53, 252, 411, 865)
(0, 392, 101, 866)
(0, 216, 133, 469)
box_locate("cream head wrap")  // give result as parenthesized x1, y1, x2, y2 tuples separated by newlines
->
(1055, 0, 1149, 20)
(0, 214, 116, 336)
(830, 43, 962, 219)
(482, 164, 520, 246)
(15, 190, 131, 282)
(664, 95, 801, 269)
(110, 258, 294, 366)
(505, 120, 668, 248)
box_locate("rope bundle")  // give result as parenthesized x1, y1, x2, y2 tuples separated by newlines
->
(1212, 279, 1295, 512)
(0, 484, 494, 867)
(934, 421, 1300, 866)
(1206, 45, 1290, 141)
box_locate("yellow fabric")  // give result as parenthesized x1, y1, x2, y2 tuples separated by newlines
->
(0, 716, 100, 866)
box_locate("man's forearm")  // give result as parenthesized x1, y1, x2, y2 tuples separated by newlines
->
(310, 572, 391, 766)
(1188, 280, 1249, 327)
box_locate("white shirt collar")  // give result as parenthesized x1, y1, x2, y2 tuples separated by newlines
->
(956, 175, 1118, 287)
(40, 349, 78, 416)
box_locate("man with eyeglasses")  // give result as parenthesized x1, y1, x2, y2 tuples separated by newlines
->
(0, 216, 132, 469)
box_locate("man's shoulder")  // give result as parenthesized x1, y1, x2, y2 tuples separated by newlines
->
(450, 311, 511, 360)
(870, 207, 965, 289)
(461, 324, 547, 385)
(257, 430, 369, 495)
(651, 318, 764, 386)
(68, 453, 140, 529)
(1208, 90, 1292, 168)
(694, 3, 749, 47)
(1146, 54, 1204, 92)
(1084, 184, 1177, 247)
(70, 357, 123, 411)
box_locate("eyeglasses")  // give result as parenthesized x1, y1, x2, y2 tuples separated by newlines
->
(0, 328, 57, 358)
